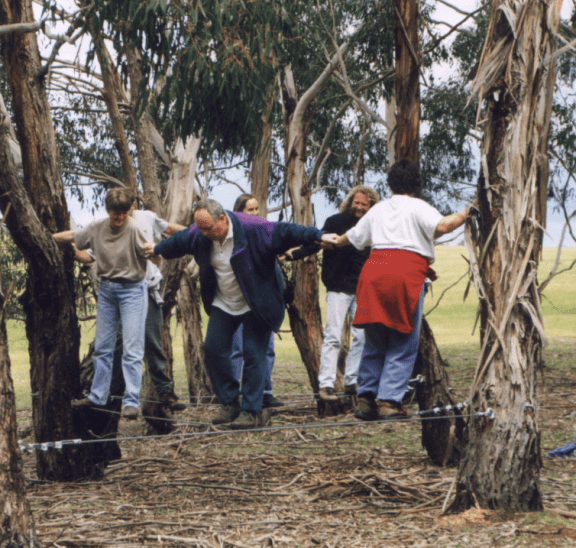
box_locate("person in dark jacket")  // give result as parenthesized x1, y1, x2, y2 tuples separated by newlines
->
(230, 194, 284, 409)
(148, 198, 337, 429)
(288, 186, 379, 402)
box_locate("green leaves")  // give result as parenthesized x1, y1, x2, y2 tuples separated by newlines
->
(111, 0, 296, 153)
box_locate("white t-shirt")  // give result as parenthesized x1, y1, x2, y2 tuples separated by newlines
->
(346, 195, 444, 263)
(131, 210, 169, 290)
(210, 215, 250, 315)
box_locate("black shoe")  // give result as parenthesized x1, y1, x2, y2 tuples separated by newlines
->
(160, 392, 187, 412)
(71, 397, 97, 408)
(263, 394, 285, 408)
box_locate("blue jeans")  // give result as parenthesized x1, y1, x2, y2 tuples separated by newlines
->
(204, 306, 270, 412)
(112, 292, 174, 396)
(318, 291, 365, 389)
(357, 285, 425, 402)
(230, 324, 275, 395)
(89, 279, 148, 408)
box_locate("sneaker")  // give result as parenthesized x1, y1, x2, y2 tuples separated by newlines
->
(212, 403, 241, 425)
(160, 392, 187, 412)
(230, 410, 261, 430)
(377, 400, 408, 420)
(355, 395, 378, 421)
(122, 406, 139, 420)
(344, 383, 357, 396)
(263, 394, 285, 408)
(319, 387, 339, 402)
(71, 397, 97, 408)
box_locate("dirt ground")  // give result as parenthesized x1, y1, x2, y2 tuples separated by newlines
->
(16, 337, 576, 548)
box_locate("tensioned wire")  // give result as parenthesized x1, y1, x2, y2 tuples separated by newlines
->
(19, 401, 492, 454)
(29, 376, 429, 407)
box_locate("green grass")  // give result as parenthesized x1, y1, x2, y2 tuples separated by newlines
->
(424, 246, 576, 345)
(7, 246, 576, 410)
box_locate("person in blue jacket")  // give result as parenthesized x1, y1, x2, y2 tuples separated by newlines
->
(148, 198, 338, 429)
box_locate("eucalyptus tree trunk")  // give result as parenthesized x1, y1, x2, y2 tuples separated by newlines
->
(392, 0, 464, 466)
(250, 115, 273, 218)
(280, 66, 325, 404)
(178, 262, 211, 402)
(393, 0, 419, 162)
(0, 0, 94, 480)
(0, 286, 40, 547)
(451, 0, 560, 511)
(125, 44, 177, 429)
(163, 136, 210, 404)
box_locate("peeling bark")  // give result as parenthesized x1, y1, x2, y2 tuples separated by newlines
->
(451, 0, 561, 511)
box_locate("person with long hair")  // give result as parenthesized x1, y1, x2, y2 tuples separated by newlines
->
(286, 185, 379, 403)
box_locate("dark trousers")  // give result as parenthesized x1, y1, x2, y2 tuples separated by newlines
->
(204, 306, 270, 412)
(144, 295, 174, 395)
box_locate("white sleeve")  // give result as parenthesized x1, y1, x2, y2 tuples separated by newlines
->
(416, 201, 444, 241)
(345, 211, 372, 250)
(152, 215, 169, 242)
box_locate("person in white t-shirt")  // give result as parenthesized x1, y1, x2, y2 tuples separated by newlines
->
(128, 206, 187, 410)
(331, 159, 472, 421)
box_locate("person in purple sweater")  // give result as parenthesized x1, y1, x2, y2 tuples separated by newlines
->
(148, 198, 337, 429)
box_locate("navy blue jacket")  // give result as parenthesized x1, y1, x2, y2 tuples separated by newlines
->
(154, 211, 324, 331)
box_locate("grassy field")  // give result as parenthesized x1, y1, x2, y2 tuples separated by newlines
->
(7, 245, 576, 410)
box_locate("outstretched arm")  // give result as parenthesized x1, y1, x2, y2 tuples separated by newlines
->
(72, 244, 95, 264)
(331, 233, 350, 247)
(434, 207, 469, 237)
(164, 223, 187, 236)
(53, 230, 75, 244)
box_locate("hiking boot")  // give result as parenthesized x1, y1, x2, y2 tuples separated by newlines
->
(71, 397, 97, 409)
(122, 406, 139, 420)
(377, 400, 409, 420)
(230, 410, 261, 430)
(344, 383, 357, 396)
(355, 395, 378, 421)
(160, 392, 187, 412)
(212, 403, 241, 425)
(319, 387, 339, 402)
(263, 394, 285, 408)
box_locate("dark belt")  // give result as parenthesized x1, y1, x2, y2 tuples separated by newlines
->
(101, 277, 136, 284)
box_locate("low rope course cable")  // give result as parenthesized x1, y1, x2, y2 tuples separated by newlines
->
(29, 375, 428, 407)
(18, 401, 497, 454)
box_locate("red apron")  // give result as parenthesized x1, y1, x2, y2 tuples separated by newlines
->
(353, 249, 433, 334)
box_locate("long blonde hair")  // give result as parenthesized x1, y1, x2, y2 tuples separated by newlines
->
(339, 185, 379, 213)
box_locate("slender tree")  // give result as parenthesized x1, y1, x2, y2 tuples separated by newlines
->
(391, 0, 466, 466)
(0, 277, 40, 547)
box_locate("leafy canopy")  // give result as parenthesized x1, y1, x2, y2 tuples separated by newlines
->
(86, 0, 296, 154)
